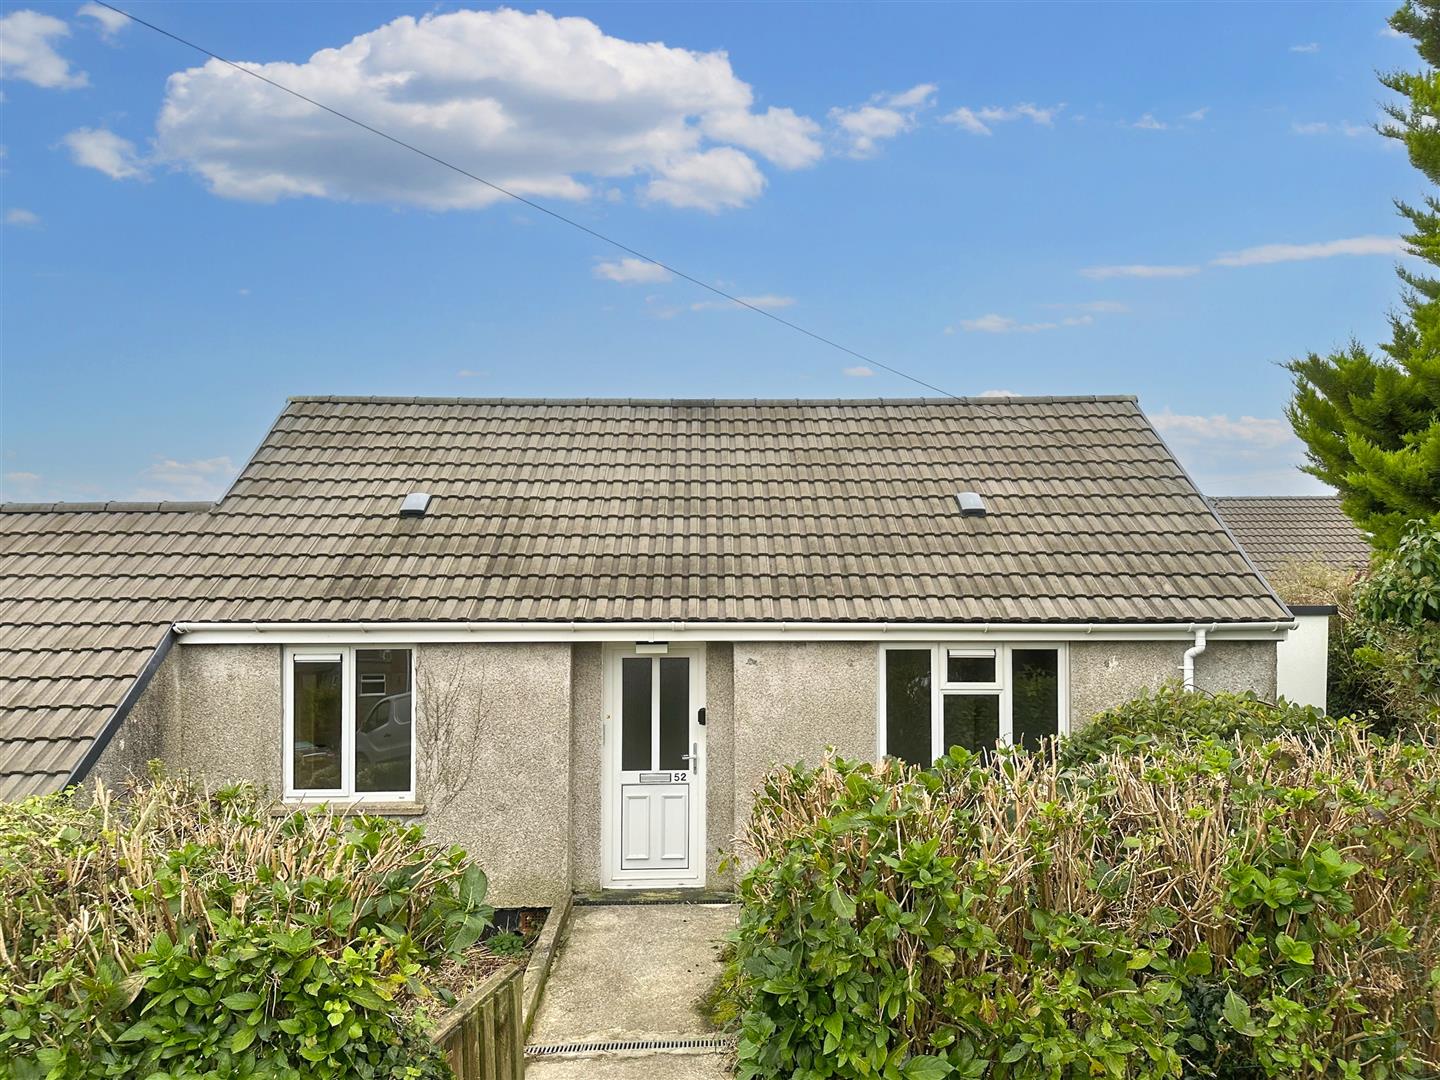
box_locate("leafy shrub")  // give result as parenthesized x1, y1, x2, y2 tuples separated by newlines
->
(483, 931, 527, 958)
(731, 720, 1440, 1079)
(0, 772, 494, 1079)
(1056, 685, 1339, 765)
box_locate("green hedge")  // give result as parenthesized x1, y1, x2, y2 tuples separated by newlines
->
(730, 694, 1440, 1080)
(0, 773, 493, 1079)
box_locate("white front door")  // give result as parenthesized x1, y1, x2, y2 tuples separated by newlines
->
(602, 646, 706, 887)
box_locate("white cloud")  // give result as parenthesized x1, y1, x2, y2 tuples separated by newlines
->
(0, 10, 86, 89)
(1069, 300, 1129, 313)
(1289, 42, 1321, 53)
(593, 257, 671, 284)
(3, 470, 41, 492)
(1132, 113, 1167, 131)
(643, 146, 764, 211)
(1080, 263, 1201, 279)
(133, 455, 236, 501)
(978, 389, 1020, 398)
(78, 2, 129, 38)
(1152, 409, 1294, 449)
(151, 8, 823, 213)
(691, 293, 795, 312)
(4, 207, 40, 227)
(62, 127, 148, 180)
(1291, 120, 1370, 137)
(1183, 107, 1210, 122)
(842, 365, 874, 377)
(956, 312, 1093, 333)
(456, 368, 487, 378)
(886, 83, 938, 109)
(829, 83, 935, 157)
(1211, 234, 1409, 267)
(941, 102, 1061, 136)
(1150, 407, 1323, 493)
(1381, 24, 1406, 38)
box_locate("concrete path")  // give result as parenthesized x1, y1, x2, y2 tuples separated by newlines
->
(526, 902, 738, 1078)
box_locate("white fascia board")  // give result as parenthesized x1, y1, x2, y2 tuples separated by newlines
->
(173, 620, 1295, 646)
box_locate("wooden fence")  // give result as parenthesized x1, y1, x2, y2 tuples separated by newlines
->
(431, 963, 526, 1080)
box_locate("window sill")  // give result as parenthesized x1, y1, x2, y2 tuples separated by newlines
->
(271, 801, 427, 818)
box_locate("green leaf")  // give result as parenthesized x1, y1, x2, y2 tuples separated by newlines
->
(902, 1055, 953, 1080)
(221, 991, 263, 1011)
(1222, 991, 1259, 1037)
(231, 1026, 258, 1052)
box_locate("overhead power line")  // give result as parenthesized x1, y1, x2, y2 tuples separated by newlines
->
(95, 1, 963, 400)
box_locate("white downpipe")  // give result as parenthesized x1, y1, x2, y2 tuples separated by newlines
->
(1182, 626, 1209, 691)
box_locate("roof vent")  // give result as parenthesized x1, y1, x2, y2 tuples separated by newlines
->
(399, 492, 431, 519)
(956, 492, 987, 518)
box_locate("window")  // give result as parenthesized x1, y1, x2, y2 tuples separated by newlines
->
(285, 647, 414, 800)
(880, 644, 1066, 765)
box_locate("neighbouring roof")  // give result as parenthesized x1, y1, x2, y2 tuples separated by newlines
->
(0, 503, 211, 798)
(1210, 495, 1371, 580)
(1, 395, 1289, 798)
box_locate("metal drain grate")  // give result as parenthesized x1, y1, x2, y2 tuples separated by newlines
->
(526, 1035, 735, 1057)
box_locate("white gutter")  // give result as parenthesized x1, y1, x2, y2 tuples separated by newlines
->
(1182, 625, 1212, 691)
(171, 618, 1292, 646)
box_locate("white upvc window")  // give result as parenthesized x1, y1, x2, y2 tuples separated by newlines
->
(283, 646, 416, 802)
(877, 643, 1069, 765)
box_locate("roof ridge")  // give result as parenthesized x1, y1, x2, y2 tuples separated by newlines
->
(1210, 494, 1341, 502)
(284, 394, 1141, 406)
(0, 501, 215, 514)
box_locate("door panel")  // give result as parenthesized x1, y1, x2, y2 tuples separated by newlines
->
(607, 649, 705, 884)
(620, 784, 690, 869)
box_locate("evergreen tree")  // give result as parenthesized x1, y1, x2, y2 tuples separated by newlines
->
(1286, 0, 1440, 550)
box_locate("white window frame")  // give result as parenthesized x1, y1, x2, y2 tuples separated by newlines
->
(877, 642, 1070, 761)
(283, 645, 417, 803)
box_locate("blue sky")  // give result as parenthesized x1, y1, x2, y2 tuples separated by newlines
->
(0, 0, 1422, 501)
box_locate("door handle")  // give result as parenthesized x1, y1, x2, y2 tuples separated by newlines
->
(682, 742, 699, 772)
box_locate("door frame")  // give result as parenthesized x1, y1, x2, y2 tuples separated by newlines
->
(599, 643, 707, 889)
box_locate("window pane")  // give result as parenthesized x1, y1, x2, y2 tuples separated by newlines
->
(355, 649, 412, 793)
(293, 659, 342, 791)
(621, 657, 652, 771)
(942, 694, 1000, 756)
(1012, 649, 1060, 751)
(885, 649, 932, 766)
(658, 657, 689, 770)
(946, 650, 996, 684)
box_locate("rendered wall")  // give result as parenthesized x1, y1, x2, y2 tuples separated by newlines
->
(568, 643, 603, 896)
(101, 641, 572, 908)
(91, 645, 182, 792)
(98, 633, 1279, 904)
(1068, 639, 1278, 726)
(730, 641, 877, 839)
(1276, 615, 1329, 710)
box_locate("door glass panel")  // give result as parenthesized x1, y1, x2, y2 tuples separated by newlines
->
(621, 657, 653, 771)
(1012, 649, 1060, 751)
(292, 658, 343, 791)
(658, 657, 689, 770)
(943, 694, 1000, 756)
(355, 649, 412, 793)
(884, 649, 932, 766)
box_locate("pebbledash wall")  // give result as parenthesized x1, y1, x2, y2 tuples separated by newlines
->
(93, 636, 1278, 907)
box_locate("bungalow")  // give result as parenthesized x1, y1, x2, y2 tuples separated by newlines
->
(1, 396, 1299, 905)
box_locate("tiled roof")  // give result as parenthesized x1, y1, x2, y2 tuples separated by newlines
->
(1, 396, 1289, 798)
(1210, 496, 1371, 580)
(0, 504, 210, 798)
